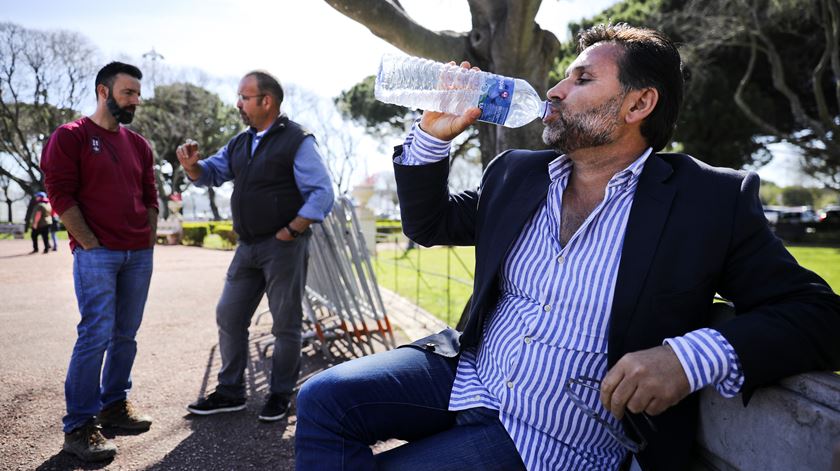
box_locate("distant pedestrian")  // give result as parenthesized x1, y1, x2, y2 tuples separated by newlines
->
(40, 61, 159, 462)
(49, 200, 60, 251)
(28, 192, 53, 254)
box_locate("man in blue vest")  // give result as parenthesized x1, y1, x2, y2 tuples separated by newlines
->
(177, 70, 334, 423)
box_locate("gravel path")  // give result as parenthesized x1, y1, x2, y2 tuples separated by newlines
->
(0, 240, 411, 470)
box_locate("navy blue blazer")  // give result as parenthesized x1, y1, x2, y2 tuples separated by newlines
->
(394, 148, 840, 470)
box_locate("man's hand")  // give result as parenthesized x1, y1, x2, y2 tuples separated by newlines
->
(176, 139, 202, 180)
(275, 216, 312, 241)
(147, 208, 158, 248)
(600, 345, 690, 420)
(418, 61, 482, 141)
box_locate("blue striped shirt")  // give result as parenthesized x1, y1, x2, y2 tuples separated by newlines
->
(398, 121, 744, 470)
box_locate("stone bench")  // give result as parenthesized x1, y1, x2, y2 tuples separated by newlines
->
(689, 303, 840, 470)
(155, 220, 182, 245)
(0, 223, 25, 239)
(693, 372, 840, 470)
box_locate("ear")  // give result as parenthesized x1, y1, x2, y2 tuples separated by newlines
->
(96, 84, 109, 101)
(624, 87, 658, 125)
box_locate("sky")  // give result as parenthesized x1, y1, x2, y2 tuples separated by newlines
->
(1, 0, 814, 196)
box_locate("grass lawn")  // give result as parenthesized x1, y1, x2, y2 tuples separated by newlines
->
(371, 243, 840, 326)
(787, 245, 840, 292)
(373, 245, 475, 326)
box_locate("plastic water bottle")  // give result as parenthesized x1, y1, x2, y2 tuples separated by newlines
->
(375, 53, 548, 128)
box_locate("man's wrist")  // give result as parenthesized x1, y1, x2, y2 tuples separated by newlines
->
(285, 225, 301, 238)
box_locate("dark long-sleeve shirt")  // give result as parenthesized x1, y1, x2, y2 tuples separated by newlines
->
(41, 117, 159, 250)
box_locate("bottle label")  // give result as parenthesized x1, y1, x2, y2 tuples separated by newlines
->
(477, 76, 514, 125)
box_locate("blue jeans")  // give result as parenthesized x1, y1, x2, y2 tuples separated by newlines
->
(63, 247, 153, 433)
(295, 347, 525, 471)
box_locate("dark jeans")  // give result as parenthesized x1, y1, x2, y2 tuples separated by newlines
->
(31, 226, 49, 251)
(295, 346, 525, 471)
(214, 234, 310, 399)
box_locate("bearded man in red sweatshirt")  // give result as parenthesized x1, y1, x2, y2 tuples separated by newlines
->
(41, 61, 158, 462)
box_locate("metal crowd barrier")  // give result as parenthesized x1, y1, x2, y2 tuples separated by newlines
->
(256, 196, 395, 361)
(299, 196, 396, 360)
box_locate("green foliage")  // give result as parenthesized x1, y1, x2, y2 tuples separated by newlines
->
(181, 225, 208, 246)
(212, 227, 238, 249)
(180, 221, 236, 249)
(781, 186, 815, 207)
(334, 75, 413, 137)
(131, 83, 241, 215)
(759, 181, 783, 205)
(554, 0, 839, 180)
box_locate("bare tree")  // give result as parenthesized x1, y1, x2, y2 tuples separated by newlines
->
(664, 0, 840, 189)
(131, 82, 241, 219)
(0, 173, 27, 223)
(324, 0, 561, 167)
(0, 22, 97, 197)
(284, 84, 359, 194)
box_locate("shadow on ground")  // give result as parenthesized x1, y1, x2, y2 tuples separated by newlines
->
(35, 322, 375, 471)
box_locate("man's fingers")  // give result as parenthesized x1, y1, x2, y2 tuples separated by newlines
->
(608, 380, 637, 420)
(645, 398, 669, 416)
(600, 367, 622, 411)
(626, 391, 655, 415)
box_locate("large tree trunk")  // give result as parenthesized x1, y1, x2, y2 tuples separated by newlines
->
(325, 0, 559, 167)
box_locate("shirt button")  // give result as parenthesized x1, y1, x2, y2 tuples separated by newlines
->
(506, 381, 514, 389)
(556, 254, 564, 263)
(473, 395, 481, 401)
(543, 304, 552, 312)
(524, 336, 532, 344)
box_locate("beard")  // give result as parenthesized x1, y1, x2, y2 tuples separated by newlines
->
(239, 109, 252, 126)
(542, 95, 623, 153)
(106, 94, 136, 124)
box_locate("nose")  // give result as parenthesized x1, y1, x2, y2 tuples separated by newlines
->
(546, 78, 569, 102)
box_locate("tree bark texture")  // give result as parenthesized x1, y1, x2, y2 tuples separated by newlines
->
(325, 0, 560, 167)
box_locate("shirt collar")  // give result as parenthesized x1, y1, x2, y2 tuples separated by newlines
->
(547, 147, 653, 188)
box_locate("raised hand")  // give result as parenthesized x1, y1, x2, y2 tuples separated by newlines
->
(176, 139, 202, 180)
(419, 61, 482, 141)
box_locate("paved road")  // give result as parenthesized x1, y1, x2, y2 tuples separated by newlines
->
(0, 239, 417, 470)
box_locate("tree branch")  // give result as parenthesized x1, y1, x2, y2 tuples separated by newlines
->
(324, 0, 470, 61)
(753, 27, 826, 136)
(505, 0, 543, 61)
(734, 37, 785, 137)
(824, 0, 840, 114)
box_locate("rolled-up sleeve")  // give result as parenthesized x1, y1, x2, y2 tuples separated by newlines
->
(293, 136, 334, 221)
(193, 144, 234, 187)
(41, 127, 81, 216)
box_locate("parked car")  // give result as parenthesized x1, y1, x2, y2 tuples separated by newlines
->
(762, 205, 818, 242)
(819, 205, 840, 224)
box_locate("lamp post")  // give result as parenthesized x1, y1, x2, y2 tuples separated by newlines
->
(141, 48, 165, 95)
